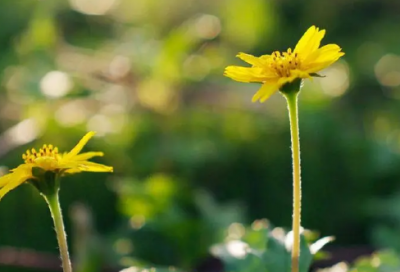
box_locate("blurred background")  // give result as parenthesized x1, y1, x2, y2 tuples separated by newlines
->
(1, 0, 400, 271)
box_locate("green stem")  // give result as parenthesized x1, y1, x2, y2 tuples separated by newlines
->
(44, 192, 73, 272)
(284, 92, 301, 272)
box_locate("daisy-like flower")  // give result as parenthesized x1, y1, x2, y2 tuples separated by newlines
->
(0, 131, 113, 199)
(224, 25, 344, 102)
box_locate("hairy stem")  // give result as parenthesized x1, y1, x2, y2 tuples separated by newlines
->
(284, 92, 301, 272)
(44, 193, 73, 272)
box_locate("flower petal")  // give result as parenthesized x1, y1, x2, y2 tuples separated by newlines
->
(304, 60, 339, 74)
(252, 81, 279, 102)
(294, 26, 326, 58)
(303, 44, 344, 65)
(224, 66, 272, 83)
(302, 45, 345, 74)
(237, 52, 265, 66)
(0, 173, 12, 188)
(289, 69, 312, 80)
(76, 161, 114, 172)
(65, 131, 96, 159)
(73, 152, 104, 161)
(0, 165, 32, 200)
(63, 167, 82, 175)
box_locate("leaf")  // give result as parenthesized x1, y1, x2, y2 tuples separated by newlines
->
(211, 241, 266, 272)
(310, 236, 335, 254)
(263, 234, 290, 272)
(299, 235, 313, 272)
(214, 222, 334, 272)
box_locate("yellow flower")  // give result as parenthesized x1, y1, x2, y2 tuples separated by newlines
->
(224, 25, 345, 102)
(0, 131, 113, 199)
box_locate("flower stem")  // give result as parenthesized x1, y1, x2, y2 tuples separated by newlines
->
(44, 192, 73, 272)
(284, 92, 301, 272)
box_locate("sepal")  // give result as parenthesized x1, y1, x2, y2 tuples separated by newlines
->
(29, 168, 60, 196)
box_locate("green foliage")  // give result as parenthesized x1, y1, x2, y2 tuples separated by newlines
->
(350, 250, 400, 272)
(367, 193, 400, 252)
(211, 221, 333, 272)
(319, 250, 400, 272)
(110, 174, 244, 268)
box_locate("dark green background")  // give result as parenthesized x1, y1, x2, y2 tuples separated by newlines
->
(1, 0, 400, 271)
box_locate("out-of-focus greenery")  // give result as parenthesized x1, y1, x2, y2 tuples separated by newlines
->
(317, 250, 400, 272)
(211, 220, 333, 272)
(117, 222, 400, 272)
(1, 0, 400, 271)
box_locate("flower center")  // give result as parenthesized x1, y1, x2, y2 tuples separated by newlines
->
(22, 144, 59, 164)
(269, 48, 301, 77)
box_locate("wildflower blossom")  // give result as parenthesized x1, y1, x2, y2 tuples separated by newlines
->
(224, 26, 344, 102)
(0, 131, 113, 199)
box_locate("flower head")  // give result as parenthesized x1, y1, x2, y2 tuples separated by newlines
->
(224, 26, 344, 102)
(0, 131, 113, 199)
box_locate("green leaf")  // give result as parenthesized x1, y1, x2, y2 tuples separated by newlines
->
(213, 222, 334, 272)
(211, 241, 266, 272)
(263, 234, 290, 272)
(299, 235, 313, 272)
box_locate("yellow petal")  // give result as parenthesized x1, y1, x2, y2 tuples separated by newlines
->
(252, 82, 279, 103)
(237, 52, 263, 66)
(0, 179, 22, 199)
(224, 66, 276, 83)
(76, 161, 113, 172)
(289, 69, 312, 80)
(224, 66, 263, 83)
(0, 173, 13, 188)
(63, 168, 82, 175)
(314, 50, 345, 66)
(307, 29, 325, 53)
(304, 59, 341, 74)
(73, 152, 104, 161)
(0, 165, 32, 200)
(294, 26, 326, 58)
(303, 48, 345, 74)
(65, 131, 96, 159)
(63, 161, 112, 174)
(303, 44, 344, 65)
(294, 26, 317, 53)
